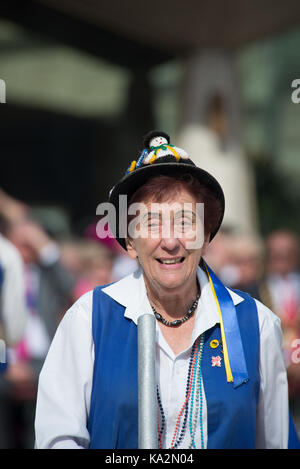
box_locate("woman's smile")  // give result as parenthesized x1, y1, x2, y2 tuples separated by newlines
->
(155, 256, 185, 269)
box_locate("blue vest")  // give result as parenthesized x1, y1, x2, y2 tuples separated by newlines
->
(88, 285, 261, 449)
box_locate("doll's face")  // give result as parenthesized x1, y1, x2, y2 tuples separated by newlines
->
(150, 136, 168, 148)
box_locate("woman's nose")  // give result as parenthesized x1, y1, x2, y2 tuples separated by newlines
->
(160, 231, 180, 251)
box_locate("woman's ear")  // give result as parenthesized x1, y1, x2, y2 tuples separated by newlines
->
(125, 237, 138, 260)
(201, 235, 210, 258)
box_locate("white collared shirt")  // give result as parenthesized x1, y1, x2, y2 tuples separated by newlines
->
(34, 267, 289, 449)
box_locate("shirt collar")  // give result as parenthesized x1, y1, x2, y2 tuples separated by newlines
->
(102, 265, 244, 328)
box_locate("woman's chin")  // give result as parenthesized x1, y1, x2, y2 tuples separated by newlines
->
(154, 270, 187, 290)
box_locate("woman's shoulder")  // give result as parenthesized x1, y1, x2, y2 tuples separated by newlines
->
(253, 297, 282, 339)
(228, 286, 282, 337)
(63, 289, 94, 325)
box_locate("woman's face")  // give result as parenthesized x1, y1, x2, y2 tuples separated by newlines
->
(126, 187, 209, 293)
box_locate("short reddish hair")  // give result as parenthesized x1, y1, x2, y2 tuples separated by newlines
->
(128, 173, 223, 238)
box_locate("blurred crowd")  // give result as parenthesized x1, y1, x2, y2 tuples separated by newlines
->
(0, 188, 137, 449)
(205, 227, 300, 430)
(0, 188, 300, 447)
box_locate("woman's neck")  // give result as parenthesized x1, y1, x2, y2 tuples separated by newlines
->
(144, 274, 200, 321)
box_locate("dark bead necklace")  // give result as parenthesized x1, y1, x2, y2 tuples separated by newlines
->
(151, 290, 200, 327)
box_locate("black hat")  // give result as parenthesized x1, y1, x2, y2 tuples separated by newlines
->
(108, 130, 225, 250)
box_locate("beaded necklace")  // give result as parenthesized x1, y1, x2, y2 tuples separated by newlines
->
(151, 290, 200, 327)
(156, 334, 205, 449)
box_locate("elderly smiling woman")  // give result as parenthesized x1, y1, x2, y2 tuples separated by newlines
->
(35, 131, 293, 449)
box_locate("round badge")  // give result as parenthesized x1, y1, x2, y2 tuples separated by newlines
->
(210, 339, 219, 349)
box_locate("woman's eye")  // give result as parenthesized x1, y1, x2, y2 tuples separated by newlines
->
(176, 218, 193, 226)
(148, 221, 160, 228)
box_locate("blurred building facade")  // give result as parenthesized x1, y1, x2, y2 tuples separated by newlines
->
(1, 1, 300, 237)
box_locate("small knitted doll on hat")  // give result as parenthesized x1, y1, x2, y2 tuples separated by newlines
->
(126, 130, 189, 173)
(142, 130, 189, 164)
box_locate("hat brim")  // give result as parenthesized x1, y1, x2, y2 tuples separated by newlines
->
(108, 160, 225, 250)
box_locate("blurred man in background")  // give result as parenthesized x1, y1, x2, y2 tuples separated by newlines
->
(71, 239, 114, 301)
(204, 230, 264, 297)
(84, 220, 138, 282)
(224, 233, 265, 299)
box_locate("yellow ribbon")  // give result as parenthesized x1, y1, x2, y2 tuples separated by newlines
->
(205, 264, 233, 383)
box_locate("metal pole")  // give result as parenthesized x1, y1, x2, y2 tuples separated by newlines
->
(138, 313, 158, 449)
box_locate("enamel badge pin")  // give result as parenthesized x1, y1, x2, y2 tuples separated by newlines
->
(211, 355, 222, 367)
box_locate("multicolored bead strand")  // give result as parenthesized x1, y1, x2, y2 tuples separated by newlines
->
(157, 334, 205, 449)
(188, 340, 201, 448)
(188, 335, 204, 448)
(172, 340, 198, 449)
(199, 344, 205, 450)
(169, 342, 198, 449)
(156, 340, 197, 449)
